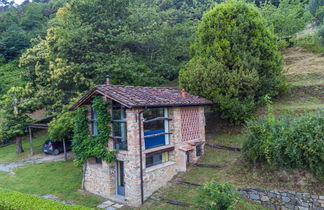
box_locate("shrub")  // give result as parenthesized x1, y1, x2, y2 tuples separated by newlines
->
(319, 25, 324, 45)
(179, 1, 284, 123)
(0, 188, 89, 210)
(195, 182, 239, 210)
(242, 110, 324, 180)
(296, 33, 324, 53)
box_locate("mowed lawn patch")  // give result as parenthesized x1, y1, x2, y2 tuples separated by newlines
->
(0, 131, 48, 164)
(0, 160, 104, 208)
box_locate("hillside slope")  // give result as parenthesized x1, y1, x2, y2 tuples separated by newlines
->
(263, 47, 324, 112)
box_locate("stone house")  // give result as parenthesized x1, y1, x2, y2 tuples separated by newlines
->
(71, 78, 213, 207)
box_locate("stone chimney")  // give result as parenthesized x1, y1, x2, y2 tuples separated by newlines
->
(106, 75, 110, 85)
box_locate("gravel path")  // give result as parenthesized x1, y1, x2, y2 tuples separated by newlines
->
(0, 152, 74, 173)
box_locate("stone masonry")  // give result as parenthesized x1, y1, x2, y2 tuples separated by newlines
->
(82, 102, 207, 207)
(239, 188, 324, 210)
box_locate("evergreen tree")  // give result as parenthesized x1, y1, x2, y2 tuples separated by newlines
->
(179, 0, 284, 123)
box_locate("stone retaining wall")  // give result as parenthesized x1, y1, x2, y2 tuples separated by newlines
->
(238, 188, 324, 210)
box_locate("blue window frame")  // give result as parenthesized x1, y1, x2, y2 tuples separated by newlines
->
(143, 108, 170, 149)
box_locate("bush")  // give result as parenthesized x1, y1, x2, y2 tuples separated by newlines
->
(195, 182, 239, 210)
(179, 1, 284, 123)
(296, 33, 324, 53)
(242, 110, 324, 180)
(0, 188, 90, 210)
(319, 25, 324, 45)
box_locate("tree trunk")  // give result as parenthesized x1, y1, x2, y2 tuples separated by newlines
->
(16, 136, 24, 154)
(63, 139, 67, 161)
(28, 127, 34, 156)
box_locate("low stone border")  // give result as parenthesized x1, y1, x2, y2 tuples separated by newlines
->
(238, 188, 324, 210)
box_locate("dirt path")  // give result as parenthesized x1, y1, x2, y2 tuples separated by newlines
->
(0, 152, 74, 173)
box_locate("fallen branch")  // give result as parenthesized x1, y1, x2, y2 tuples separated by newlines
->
(206, 143, 241, 151)
(193, 163, 225, 168)
(170, 180, 202, 186)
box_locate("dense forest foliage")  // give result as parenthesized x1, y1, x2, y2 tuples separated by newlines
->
(0, 0, 323, 140)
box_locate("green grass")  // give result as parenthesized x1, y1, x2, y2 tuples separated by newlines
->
(137, 130, 324, 209)
(137, 135, 267, 210)
(0, 131, 48, 164)
(0, 188, 90, 210)
(0, 160, 104, 208)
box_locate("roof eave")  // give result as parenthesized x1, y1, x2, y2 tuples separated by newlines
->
(129, 102, 214, 109)
(70, 87, 133, 111)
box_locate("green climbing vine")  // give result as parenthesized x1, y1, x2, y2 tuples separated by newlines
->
(72, 96, 116, 166)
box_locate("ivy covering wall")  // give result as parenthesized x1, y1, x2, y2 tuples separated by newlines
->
(72, 96, 116, 166)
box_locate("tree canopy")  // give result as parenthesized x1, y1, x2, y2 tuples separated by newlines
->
(260, 0, 312, 38)
(179, 0, 284, 123)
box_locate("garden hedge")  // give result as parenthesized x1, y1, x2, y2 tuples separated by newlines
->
(0, 188, 90, 210)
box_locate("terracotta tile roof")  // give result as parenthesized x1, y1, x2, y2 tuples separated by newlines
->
(71, 85, 213, 110)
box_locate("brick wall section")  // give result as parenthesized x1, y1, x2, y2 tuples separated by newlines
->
(181, 107, 200, 141)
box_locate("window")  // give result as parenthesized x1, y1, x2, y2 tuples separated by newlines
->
(90, 106, 98, 135)
(146, 151, 169, 168)
(196, 145, 202, 156)
(95, 157, 102, 164)
(112, 101, 127, 150)
(143, 108, 170, 149)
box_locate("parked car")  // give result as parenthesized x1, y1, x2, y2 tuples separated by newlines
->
(0, 139, 10, 148)
(43, 139, 72, 155)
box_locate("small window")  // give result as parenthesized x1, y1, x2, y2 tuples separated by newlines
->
(112, 101, 127, 150)
(146, 151, 169, 168)
(90, 106, 98, 135)
(196, 145, 202, 157)
(95, 157, 102, 164)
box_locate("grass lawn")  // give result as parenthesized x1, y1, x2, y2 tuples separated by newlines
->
(0, 130, 49, 164)
(0, 160, 104, 208)
(136, 137, 268, 209)
(137, 130, 324, 209)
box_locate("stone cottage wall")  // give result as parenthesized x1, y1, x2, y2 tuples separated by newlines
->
(84, 160, 116, 198)
(239, 188, 324, 210)
(122, 108, 142, 207)
(143, 161, 177, 199)
(82, 104, 207, 207)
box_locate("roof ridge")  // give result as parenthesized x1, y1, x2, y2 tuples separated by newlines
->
(97, 84, 181, 90)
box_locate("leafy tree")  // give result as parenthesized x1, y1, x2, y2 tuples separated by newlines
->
(0, 86, 36, 153)
(260, 0, 312, 38)
(308, 0, 324, 23)
(0, 59, 24, 95)
(179, 0, 284, 123)
(48, 108, 75, 142)
(20, 0, 220, 112)
(0, 25, 29, 60)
